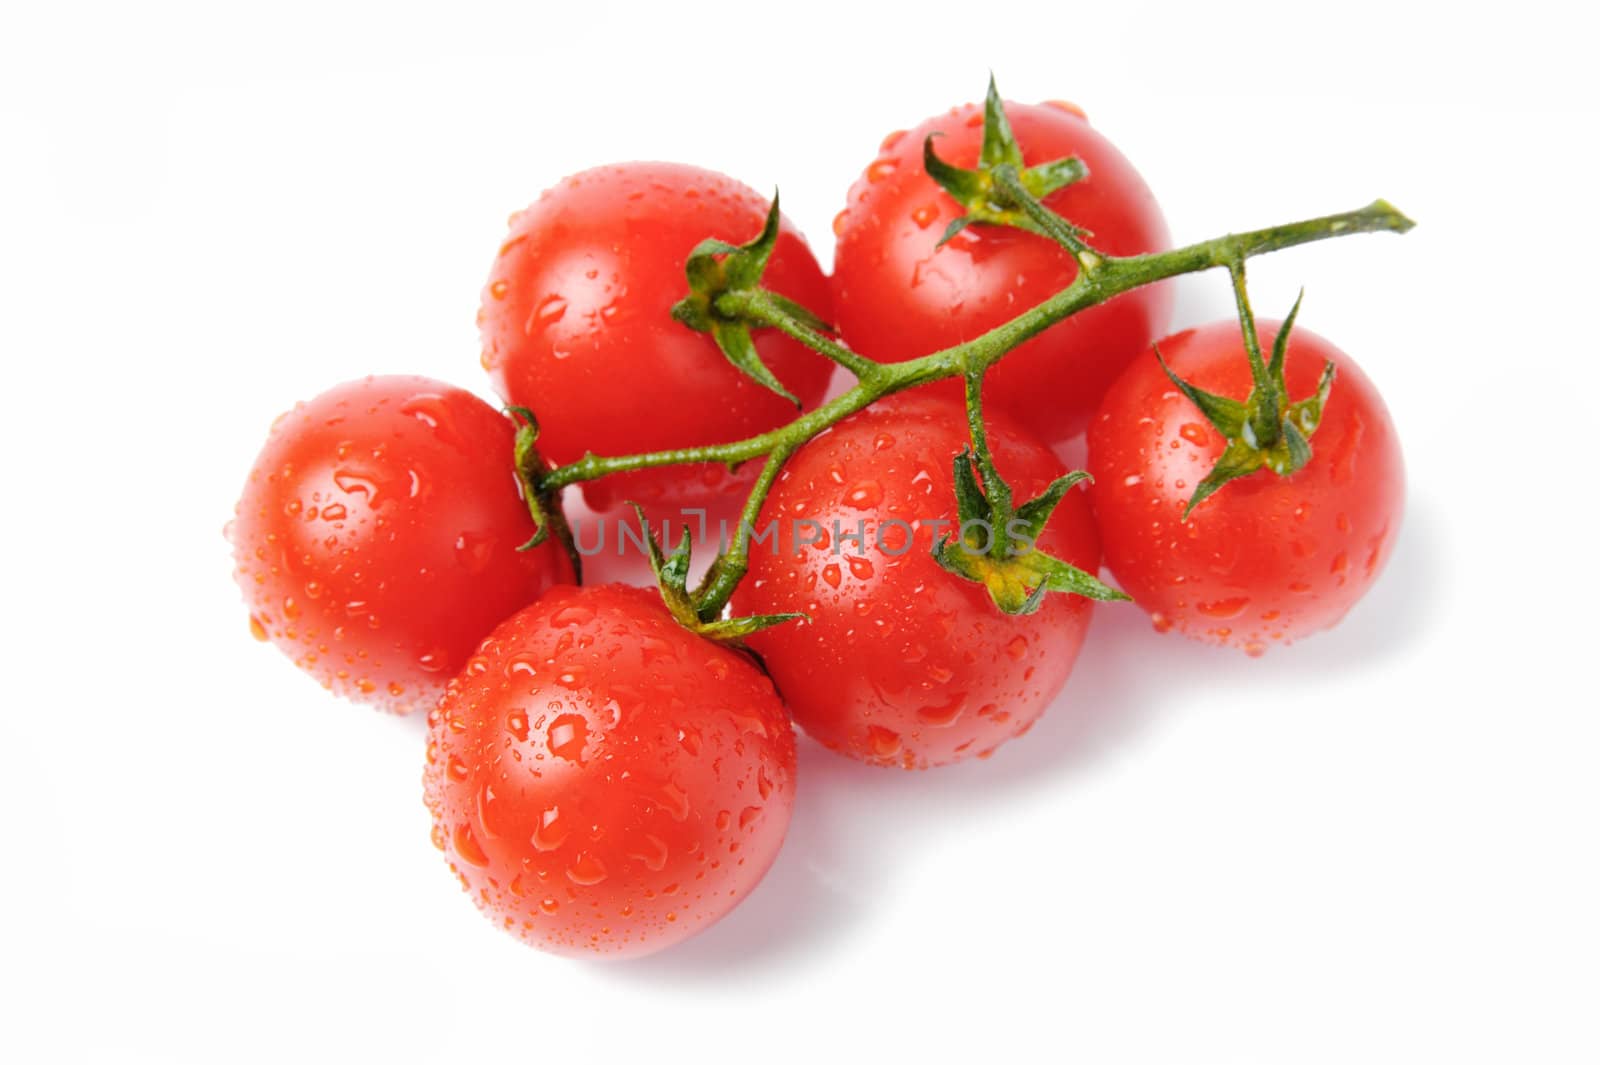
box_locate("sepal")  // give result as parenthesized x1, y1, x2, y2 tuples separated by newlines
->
(629, 503, 803, 643)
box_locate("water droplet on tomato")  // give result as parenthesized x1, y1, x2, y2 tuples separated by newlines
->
(445, 533, 494, 576)
(531, 294, 568, 330)
(867, 725, 902, 757)
(1179, 423, 1210, 447)
(821, 563, 841, 589)
(489, 280, 510, 300)
(506, 710, 530, 742)
(847, 555, 874, 580)
(531, 805, 570, 852)
(248, 615, 269, 641)
(659, 781, 691, 822)
(916, 694, 965, 727)
(845, 480, 883, 509)
(333, 469, 381, 500)
(866, 158, 898, 183)
(1197, 596, 1250, 619)
(551, 603, 595, 627)
(910, 204, 938, 230)
(546, 714, 588, 763)
(627, 834, 670, 872)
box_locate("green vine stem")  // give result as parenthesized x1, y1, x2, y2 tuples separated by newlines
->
(543, 198, 1412, 617)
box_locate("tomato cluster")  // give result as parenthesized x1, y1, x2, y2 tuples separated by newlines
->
(231, 88, 1405, 959)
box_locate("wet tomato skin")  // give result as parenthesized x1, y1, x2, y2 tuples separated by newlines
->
(480, 162, 834, 514)
(1087, 321, 1405, 654)
(230, 375, 572, 713)
(423, 583, 797, 959)
(731, 393, 1101, 769)
(831, 100, 1172, 444)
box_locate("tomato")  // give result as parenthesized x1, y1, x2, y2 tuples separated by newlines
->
(731, 393, 1101, 768)
(831, 99, 1172, 444)
(479, 162, 834, 513)
(422, 583, 796, 958)
(1087, 321, 1404, 653)
(229, 376, 572, 713)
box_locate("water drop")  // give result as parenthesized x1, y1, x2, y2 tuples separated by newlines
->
(546, 714, 588, 763)
(845, 480, 883, 509)
(531, 806, 570, 852)
(455, 532, 495, 574)
(867, 725, 902, 757)
(453, 824, 489, 867)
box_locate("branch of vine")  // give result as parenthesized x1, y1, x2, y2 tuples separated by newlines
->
(534, 196, 1412, 616)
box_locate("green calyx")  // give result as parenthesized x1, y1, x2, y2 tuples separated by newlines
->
(670, 193, 831, 405)
(1161, 287, 1335, 518)
(627, 503, 804, 644)
(923, 75, 1091, 248)
(932, 376, 1127, 615)
(510, 406, 584, 581)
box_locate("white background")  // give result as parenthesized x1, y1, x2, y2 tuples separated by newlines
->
(3, 2, 1596, 1062)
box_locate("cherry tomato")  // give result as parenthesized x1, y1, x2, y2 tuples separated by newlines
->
(479, 162, 834, 513)
(831, 100, 1172, 444)
(731, 393, 1101, 768)
(229, 376, 572, 713)
(423, 583, 796, 958)
(1087, 321, 1404, 654)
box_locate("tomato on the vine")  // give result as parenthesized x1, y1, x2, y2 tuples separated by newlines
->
(831, 99, 1172, 444)
(731, 393, 1102, 768)
(229, 376, 572, 713)
(479, 162, 834, 513)
(423, 583, 796, 958)
(1087, 320, 1404, 653)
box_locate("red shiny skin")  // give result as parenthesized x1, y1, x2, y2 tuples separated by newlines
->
(230, 376, 572, 713)
(831, 100, 1172, 444)
(732, 393, 1101, 768)
(422, 584, 797, 958)
(479, 162, 834, 513)
(1087, 321, 1405, 654)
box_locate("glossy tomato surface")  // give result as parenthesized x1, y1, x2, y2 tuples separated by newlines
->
(230, 376, 572, 713)
(732, 393, 1101, 768)
(1087, 321, 1405, 653)
(480, 162, 833, 513)
(832, 100, 1172, 444)
(423, 583, 797, 958)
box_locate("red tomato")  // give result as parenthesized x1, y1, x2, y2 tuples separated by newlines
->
(731, 393, 1101, 768)
(1087, 321, 1404, 653)
(423, 583, 797, 958)
(480, 162, 834, 513)
(831, 100, 1172, 444)
(229, 376, 572, 713)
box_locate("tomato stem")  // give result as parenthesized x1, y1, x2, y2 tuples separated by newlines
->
(537, 198, 1411, 614)
(540, 198, 1412, 495)
(715, 288, 882, 381)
